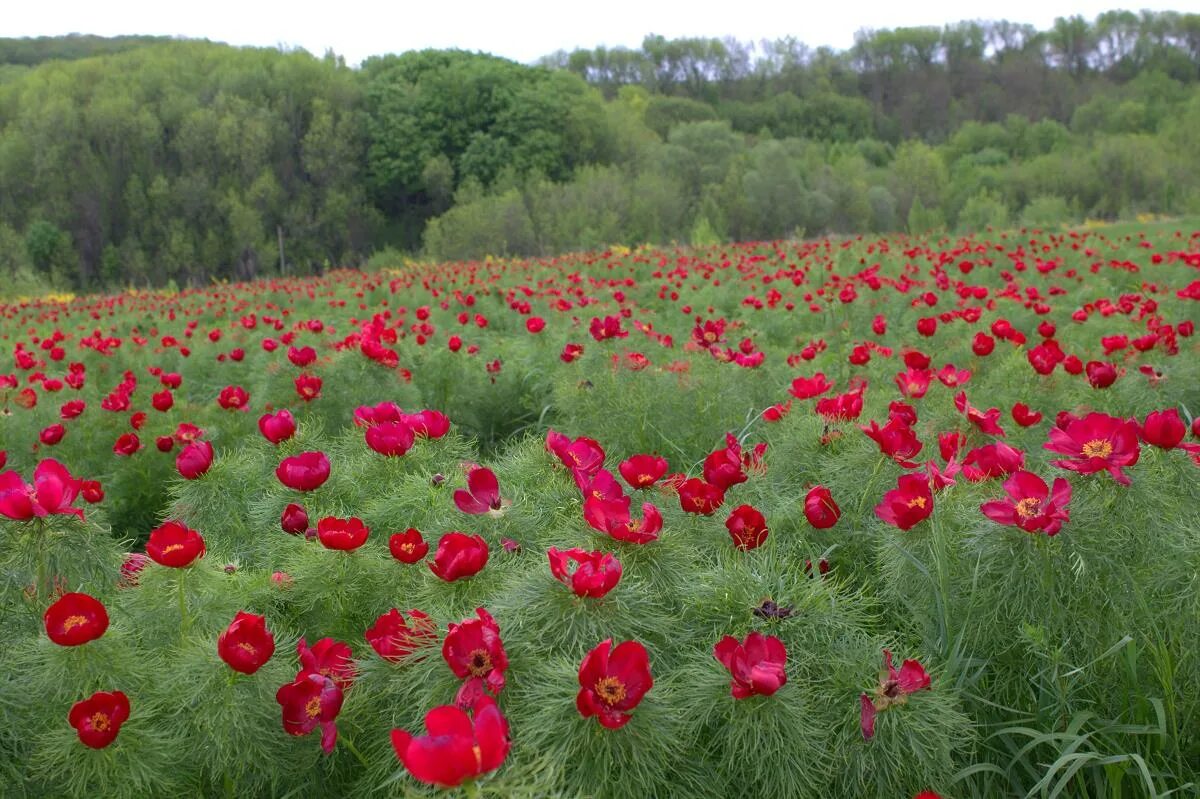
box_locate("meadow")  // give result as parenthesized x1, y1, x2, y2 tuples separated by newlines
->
(1, 223, 1198, 798)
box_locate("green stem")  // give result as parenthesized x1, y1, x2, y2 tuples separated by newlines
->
(177, 571, 190, 637)
(339, 733, 370, 769)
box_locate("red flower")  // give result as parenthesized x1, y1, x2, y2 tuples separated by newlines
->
(44, 592, 109, 646)
(803, 485, 840, 529)
(788, 373, 832, 399)
(1044, 412, 1141, 486)
(389, 528, 429, 563)
(961, 441, 1026, 481)
(276, 451, 330, 491)
(258, 410, 296, 444)
(874, 473, 934, 531)
(176, 440, 213, 479)
(390, 695, 510, 788)
(548, 547, 622, 598)
(453, 467, 505, 515)
(151, 389, 173, 412)
(69, 690, 130, 749)
(894, 367, 931, 399)
(526, 316, 546, 333)
(861, 418, 924, 468)
(287, 345, 317, 367)
(364, 421, 415, 457)
(365, 608, 436, 662)
(713, 631, 787, 699)
(113, 432, 141, 456)
(443, 607, 508, 706)
(860, 649, 931, 740)
(297, 638, 356, 689)
(316, 516, 369, 551)
(1140, 409, 1187, 450)
(815, 388, 865, 422)
(576, 639, 653, 729)
(403, 409, 450, 439)
(954, 392, 1005, 437)
(281, 503, 309, 535)
(981, 471, 1072, 536)
(618, 454, 669, 489)
(1011, 402, 1043, 427)
(725, 504, 768, 551)
(217, 385, 249, 410)
(677, 478, 725, 515)
(145, 520, 206, 567)
(294, 374, 322, 401)
(40, 424, 65, 446)
(80, 480, 104, 503)
(275, 671, 344, 754)
(429, 532, 489, 581)
(0, 458, 83, 520)
(703, 434, 753, 491)
(217, 611, 276, 674)
(1084, 361, 1119, 389)
(583, 496, 663, 544)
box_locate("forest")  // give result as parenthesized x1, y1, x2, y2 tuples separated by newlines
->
(1, 12, 1199, 290)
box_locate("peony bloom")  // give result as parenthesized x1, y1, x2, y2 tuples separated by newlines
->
(402, 409, 450, 439)
(961, 441, 1026, 482)
(874, 474, 934, 531)
(287, 345, 317, 367)
(954, 392, 1005, 437)
(69, 690, 130, 749)
(217, 385, 249, 410)
(577, 639, 653, 729)
(1140, 409, 1187, 450)
(618, 454, 669, 489)
(583, 496, 663, 545)
(443, 608, 508, 706)
(861, 418, 924, 468)
(860, 649, 931, 740)
(1044, 412, 1141, 486)
(40, 424, 65, 446)
(276, 671, 344, 754)
(297, 638, 356, 689)
(548, 547, 622, 598)
(453, 467, 505, 515)
(725, 504, 768, 551)
(788, 373, 833, 400)
(677, 478, 725, 515)
(703, 434, 752, 492)
(1084, 361, 1119, 389)
(258, 409, 296, 444)
(145, 520, 206, 567)
(44, 592, 109, 646)
(815, 388, 865, 422)
(365, 608, 436, 662)
(280, 503, 309, 535)
(429, 533, 489, 581)
(316, 516, 369, 551)
(389, 528, 429, 563)
(112, 432, 141, 456)
(0, 458, 83, 520)
(390, 695, 510, 788)
(276, 451, 330, 491)
(175, 440, 214, 480)
(713, 631, 787, 699)
(217, 611, 276, 674)
(980, 471, 1072, 536)
(365, 421, 415, 457)
(1011, 402, 1043, 427)
(803, 485, 840, 529)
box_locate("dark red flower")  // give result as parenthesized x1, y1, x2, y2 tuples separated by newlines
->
(583, 496, 663, 544)
(677, 478, 725, 515)
(443, 607, 508, 706)
(788, 373, 833, 400)
(389, 528, 429, 563)
(156, 435, 175, 453)
(145, 520, 205, 567)
(217, 385, 249, 410)
(803, 485, 840, 529)
(151, 389, 173, 412)
(862, 418, 923, 468)
(429, 532, 489, 581)
(80, 480, 104, 503)
(961, 441, 1026, 481)
(366, 608, 436, 662)
(618, 454, 669, 489)
(217, 611, 276, 674)
(1044, 412, 1141, 486)
(453, 467, 505, 515)
(40, 424, 65, 446)
(176, 440, 213, 480)
(69, 690, 130, 749)
(113, 432, 141, 456)
(874, 473, 934, 531)
(981, 471, 1072, 536)
(548, 547, 622, 598)
(281, 503, 309, 535)
(44, 592, 109, 646)
(0, 459, 83, 521)
(276, 451, 330, 491)
(576, 639, 653, 729)
(954, 392, 1005, 437)
(815, 388, 865, 421)
(297, 638, 356, 689)
(1084, 361, 1119, 389)
(258, 410, 296, 444)
(390, 695, 510, 788)
(725, 504, 768, 551)
(364, 421, 415, 457)
(860, 649, 931, 740)
(275, 671, 343, 754)
(402, 410, 450, 439)
(1011, 402, 1043, 427)
(1140, 409, 1187, 450)
(294, 374, 322, 401)
(287, 345, 317, 367)
(713, 631, 787, 699)
(316, 516, 369, 551)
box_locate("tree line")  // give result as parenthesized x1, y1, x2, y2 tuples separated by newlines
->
(0, 11, 1198, 291)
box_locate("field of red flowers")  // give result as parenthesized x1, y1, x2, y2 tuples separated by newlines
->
(2, 226, 1199, 798)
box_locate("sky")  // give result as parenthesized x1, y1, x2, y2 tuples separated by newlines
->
(4, 0, 1188, 65)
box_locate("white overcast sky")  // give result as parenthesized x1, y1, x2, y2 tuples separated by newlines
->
(3, 0, 1187, 65)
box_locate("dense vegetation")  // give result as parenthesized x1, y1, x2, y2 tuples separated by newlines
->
(1, 12, 1200, 291)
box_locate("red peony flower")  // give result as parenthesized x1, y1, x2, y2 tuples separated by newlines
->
(287, 345, 317, 367)
(217, 611, 276, 674)
(390, 695, 510, 788)
(713, 631, 787, 699)
(725, 504, 768, 551)
(429, 532, 489, 581)
(402, 409, 450, 439)
(366, 608, 436, 662)
(145, 520, 206, 567)
(176, 440, 213, 480)
(803, 485, 840, 529)
(577, 639, 653, 729)
(862, 418, 924, 468)
(69, 690, 130, 749)
(860, 649, 931, 740)
(389, 528, 429, 563)
(583, 496, 664, 544)
(40, 424, 65, 446)
(618, 454, 669, 489)
(258, 409, 296, 444)
(297, 638, 356, 689)
(547, 547, 622, 598)
(453, 467, 505, 515)
(80, 480, 104, 503)
(1140, 409, 1187, 450)
(217, 385, 249, 410)
(443, 607, 508, 706)
(1011, 402, 1043, 427)
(980, 471, 1072, 536)
(281, 503, 309, 535)
(960, 441, 1026, 482)
(276, 451, 330, 491)
(276, 671, 343, 754)
(151, 389, 173, 412)
(1044, 412, 1141, 486)
(1084, 360, 1119, 389)
(44, 592, 109, 646)
(0, 458, 83, 520)
(365, 421, 415, 457)
(677, 478, 725, 515)
(788, 373, 833, 399)
(954, 391, 1005, 437)
(874, 473, 934, 531)
(316, 516, 369, 551)
(113, 432, 141, 456)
